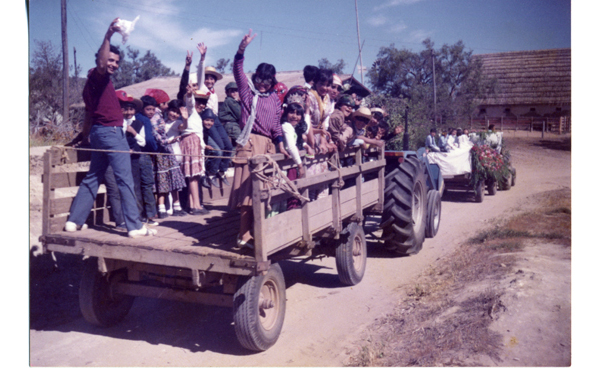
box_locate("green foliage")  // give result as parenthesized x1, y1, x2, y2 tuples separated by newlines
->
(112, 46, 177, 89)
(367, 39, 496, 148)
(215, 58, 231, 74)
(469, 144, 511, 189)
(318, 57, 346, 74)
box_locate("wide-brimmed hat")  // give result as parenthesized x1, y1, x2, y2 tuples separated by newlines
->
(193, 85, 210, 100)
(144, 88, 170, 104)
(352, 106, 372, 120)
(115, 90, 142, 112)
(204, 66, 223, 81)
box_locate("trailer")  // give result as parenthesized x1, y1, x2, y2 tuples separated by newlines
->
(39, 145, 387, 351)
(426, 132, 515, 203)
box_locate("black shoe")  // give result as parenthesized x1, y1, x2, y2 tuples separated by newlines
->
(172, 209, 186, 216)
(201, 176, 211, 189)
(210, 175, 221, 188)
(158, 211, 168, 219)
(218, 172, 231, 186)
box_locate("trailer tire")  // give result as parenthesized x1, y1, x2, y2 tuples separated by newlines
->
(380, 157, 427, 256)
(79, 257, 134, 327)
(335, 222, 367, 286)
(474, 180, 485, 203)
(486, 179, 497, 195)
(425, 190, 441, 239)
(233, 263, 286, 351)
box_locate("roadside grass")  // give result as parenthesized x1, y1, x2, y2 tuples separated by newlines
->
(346, 188, 571, 367)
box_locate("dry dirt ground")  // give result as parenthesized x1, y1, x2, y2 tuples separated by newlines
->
(28, 131, 572, 366)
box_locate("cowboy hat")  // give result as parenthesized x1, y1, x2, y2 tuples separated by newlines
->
(352, 106, 372, 120)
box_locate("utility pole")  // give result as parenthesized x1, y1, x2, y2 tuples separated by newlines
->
(73, 47, 79, 92)
(61, 0, 69, 124)
(354, 0, 364, 84)
(432, 51, 437, 125)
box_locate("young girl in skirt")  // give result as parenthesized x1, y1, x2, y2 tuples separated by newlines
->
(178, 84, 210, 215)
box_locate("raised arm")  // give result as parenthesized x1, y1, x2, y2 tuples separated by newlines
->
(177, 50, 192, 100)
(196, 42, 207, 89)
(96, 18, 120, 75)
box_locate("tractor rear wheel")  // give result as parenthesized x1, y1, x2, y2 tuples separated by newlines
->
(380, 157, 427, 256)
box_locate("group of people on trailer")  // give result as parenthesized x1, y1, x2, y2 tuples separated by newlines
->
(63, 19, 403, 248)
(425, 126, 476, 153)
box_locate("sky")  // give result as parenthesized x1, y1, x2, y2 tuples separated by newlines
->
(27, 0, 572, 83)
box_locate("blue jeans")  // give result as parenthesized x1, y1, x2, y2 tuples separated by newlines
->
(104, 165, 124, 225)
(68, 125, 143, 232)
(206, 117, 233, 174)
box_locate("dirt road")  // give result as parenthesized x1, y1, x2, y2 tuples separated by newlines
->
(29, 132, 571, 366)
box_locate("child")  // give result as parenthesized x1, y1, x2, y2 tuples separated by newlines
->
(196, 43, 233, 188)
(281, 102, 310, 210)
(179, 85, 210, 215)
(151, 97, 187, 219)
(219, 82, 241, 147)
(200, 108, 223, 188)
(109, 90, 147, 228)
(135, 95, 160, 225)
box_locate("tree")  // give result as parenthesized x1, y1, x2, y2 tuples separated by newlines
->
(367, 39, 496, 149)
(318, 58, 346, 74)
(215, 58, 230, 74)
(112, 46, 177, 89)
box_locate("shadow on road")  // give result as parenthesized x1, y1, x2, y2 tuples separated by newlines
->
(533, 137, 571, 152)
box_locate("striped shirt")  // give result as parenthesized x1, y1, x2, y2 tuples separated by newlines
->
(233, 53, 283, 144)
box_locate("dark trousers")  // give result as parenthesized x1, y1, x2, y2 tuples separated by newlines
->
(138, 154, 157, 219)
(206, 117, 233, 174)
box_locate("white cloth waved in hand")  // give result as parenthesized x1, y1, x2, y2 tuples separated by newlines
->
(115, 16, 140, 44)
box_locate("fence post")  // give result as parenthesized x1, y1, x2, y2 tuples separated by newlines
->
(542, 121, 545, 138)
(530, 118, 533, 132)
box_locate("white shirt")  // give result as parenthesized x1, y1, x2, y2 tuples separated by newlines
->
(123, 118, 145, 147)
(282, 122, 302, 166)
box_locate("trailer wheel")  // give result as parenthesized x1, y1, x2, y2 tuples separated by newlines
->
(380, 156, 427, 256)
(79, 257, 134, 327)
(486, 179, 497, 196)
(425, 190, 441, 239)
(474, 180, 485, 203)
(335, 222, 367, 286)
(233, 263, 286, 351)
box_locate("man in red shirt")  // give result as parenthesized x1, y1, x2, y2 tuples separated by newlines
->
(65, 18, 156, 238)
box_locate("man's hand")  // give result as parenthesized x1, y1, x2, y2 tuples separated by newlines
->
(106, 17, 120, 38)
